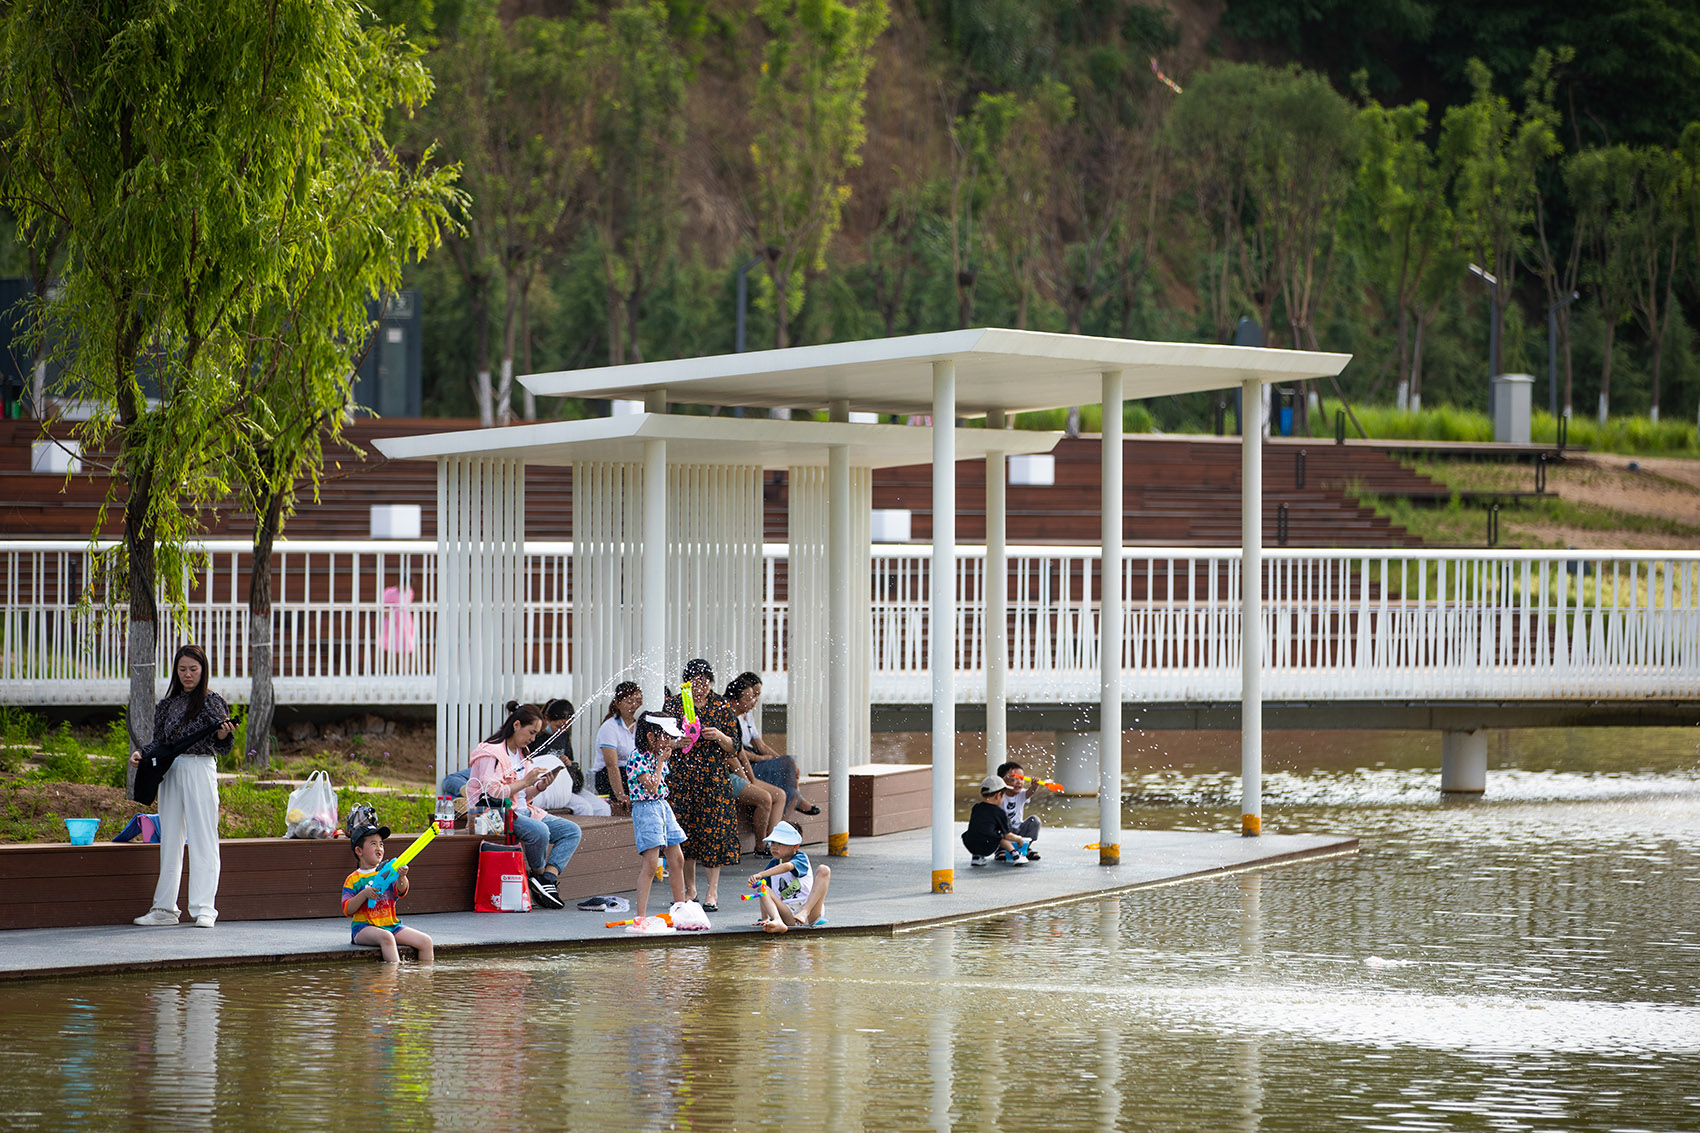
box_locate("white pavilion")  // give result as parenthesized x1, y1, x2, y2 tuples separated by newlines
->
(377, 328, 1349, 892)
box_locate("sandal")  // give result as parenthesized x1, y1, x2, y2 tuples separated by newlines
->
(796, 804, 822, 816)
(702, 901, 719, 912)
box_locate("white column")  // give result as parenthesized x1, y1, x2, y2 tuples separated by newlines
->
(434, 457, 456, 783)
(1099, 371, 1123, 864)
(787, 466, 829, 773)
(435, 455, 524, 780)
(931, 360, 956, 893)
(642, 439, 667, 696)
(1241, 377, 1263, 836)
(984, 409, 1008, 780)
(828, 398, 852, 855)
(1440, 729, 1487, 793)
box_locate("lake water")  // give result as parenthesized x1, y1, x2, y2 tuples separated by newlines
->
(2, 728, 1697, 1131)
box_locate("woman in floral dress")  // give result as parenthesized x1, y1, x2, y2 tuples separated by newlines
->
(661, 658, 742, 910)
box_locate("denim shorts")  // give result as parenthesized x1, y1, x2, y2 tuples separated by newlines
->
(631, 799, 686, 853)
(727, 772, 749, 795)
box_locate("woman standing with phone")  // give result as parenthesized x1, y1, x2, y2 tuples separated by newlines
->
(130, 644, 234, 928)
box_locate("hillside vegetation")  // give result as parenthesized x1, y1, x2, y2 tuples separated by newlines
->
(360, 0, 1700, 437)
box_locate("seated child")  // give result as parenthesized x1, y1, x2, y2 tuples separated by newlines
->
(629, 714, 689, 918)
(998, 760, 1052, 860)
(747, 820, 830, 933)
(342, 820, 435, 963)
(962, 775, 1032, 867)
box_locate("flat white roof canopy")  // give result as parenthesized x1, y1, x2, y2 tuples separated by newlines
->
(374, 412, 1064, 467)
(520, 328, 1350, 415)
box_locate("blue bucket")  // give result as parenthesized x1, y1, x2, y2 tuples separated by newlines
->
(64, 817, 99, 845)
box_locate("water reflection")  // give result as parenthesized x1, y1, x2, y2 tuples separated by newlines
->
(145, 982, 220, 1129)
(2, 730, 1698, 1130)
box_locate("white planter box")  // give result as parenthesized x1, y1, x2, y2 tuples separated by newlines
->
(30, 440, 81, 474)
(369, 504, 422, 540)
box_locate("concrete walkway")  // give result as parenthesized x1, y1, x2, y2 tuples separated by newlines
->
(0, 826, 1356, 981)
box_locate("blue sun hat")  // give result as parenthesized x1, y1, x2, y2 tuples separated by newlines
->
(767, 821, 802, 846)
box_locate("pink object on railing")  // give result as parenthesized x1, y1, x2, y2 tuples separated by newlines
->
(380, 585, 416, 653)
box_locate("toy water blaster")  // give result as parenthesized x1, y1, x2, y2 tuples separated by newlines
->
(677, 683, 703, 752)
(362, 824, 441, 907)
(1022, 775, 1065, 792)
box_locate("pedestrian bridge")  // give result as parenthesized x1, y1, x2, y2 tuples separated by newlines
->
(5, 540, 1697, 733)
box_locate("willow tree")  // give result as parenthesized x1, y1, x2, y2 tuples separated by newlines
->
(746, 0, 888, 350)
(0, 0, 456, 754)
(229, 24, 459, 767)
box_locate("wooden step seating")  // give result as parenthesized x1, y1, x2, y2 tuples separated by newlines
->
(0, 775, 833, 929)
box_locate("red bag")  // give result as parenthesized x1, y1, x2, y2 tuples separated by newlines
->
(473, 842, 531, 912)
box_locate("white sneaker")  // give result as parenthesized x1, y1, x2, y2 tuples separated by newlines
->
(134, 909, 179, 926)
(1006, 852, 1027, 866)
(970, 854, 992, 867)
(194, 914, 217, 928)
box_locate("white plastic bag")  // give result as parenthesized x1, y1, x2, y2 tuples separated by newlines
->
(283, 770, 338, 838)
(670, 899, 712, 931)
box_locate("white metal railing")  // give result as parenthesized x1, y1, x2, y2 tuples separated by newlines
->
(3, 540, 1698, 707)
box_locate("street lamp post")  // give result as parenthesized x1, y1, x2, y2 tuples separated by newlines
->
(1547, 290, 1580, 420)
(1469, 263, 1499, 418)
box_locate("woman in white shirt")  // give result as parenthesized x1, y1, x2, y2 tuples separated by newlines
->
(594, 681, 641, 811)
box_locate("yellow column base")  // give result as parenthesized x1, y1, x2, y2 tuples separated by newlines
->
(1098, 843, 1120, 865)
(1241, 813, 1262, 836)
(931, 868, 954, 893)
(828, 831, 849, 857)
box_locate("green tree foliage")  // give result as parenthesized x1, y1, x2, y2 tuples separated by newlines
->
(1439, 51, 1565, 378)
(746, 0, 888, 350)
(591, 0, 687, 366)
(1168, 63, 1361, 359)
(1226, 0, 1700, 149)
(1352, 98, 1463, 410)
(228, 28, 459, 766)
(1615, 148, 1685, 423)
(966, 81, 1073, 332)
(1569, 146, 1646, 423)
(0, 0, 455, 753)
(424, 0, 602, 423)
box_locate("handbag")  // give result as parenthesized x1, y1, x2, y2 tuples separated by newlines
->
(473, 841, 531, 912)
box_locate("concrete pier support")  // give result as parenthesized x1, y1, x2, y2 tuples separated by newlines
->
(1441, 729, 1487, 793)
(1056, 732, 1101, 797)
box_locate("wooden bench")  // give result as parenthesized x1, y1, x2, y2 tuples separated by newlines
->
(0, 774, 834, 929)
(847, 763, 931, 837)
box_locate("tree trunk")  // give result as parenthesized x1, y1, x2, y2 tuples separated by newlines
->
(771, 265, 791, 350)
(124, 474, 158, 795)
(625, 290, 644, 364)
(1560, 305, 1575, 419)
(1410, 311, 1428, 413)
(1598, 321, 1615, 423)
(246, 489, 284, 768)
(1395, 306, 1411, 411)
(468, 274, 494, 427)
(518, 274, 536, 422)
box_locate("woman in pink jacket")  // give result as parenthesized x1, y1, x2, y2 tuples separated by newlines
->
(467, 701, 581, 909)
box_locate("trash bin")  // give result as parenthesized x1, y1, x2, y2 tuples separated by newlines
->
(1491, 373, 1533, 444)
